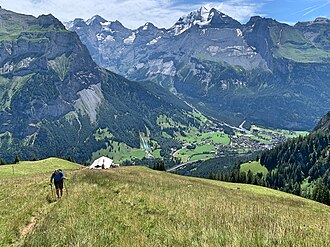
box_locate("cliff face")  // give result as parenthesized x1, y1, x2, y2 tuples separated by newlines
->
(314, 111, 330, 132)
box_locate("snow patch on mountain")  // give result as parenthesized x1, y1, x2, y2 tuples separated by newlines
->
(171, 6, 212, 35)
(101, 21, 111, 26)
(236, 29, 243, 37)
(124, 32, 136, 44)
(147, 36, 162, 45)
(142, 23, 151, 30)
(96, 33, 115, 42)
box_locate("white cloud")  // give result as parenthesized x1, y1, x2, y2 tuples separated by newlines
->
(0, 0, 264, 29)
(303, 0, 330, 16)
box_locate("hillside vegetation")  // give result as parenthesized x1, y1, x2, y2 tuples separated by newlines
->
(0, 161, 329, 246)
(0, 158, 81, 178)
(260, 112, 330, 203)
(206, 112, 330, 206)
(240, 161, 268, 176)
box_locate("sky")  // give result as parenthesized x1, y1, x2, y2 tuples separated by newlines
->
(1, 0, 330, 29)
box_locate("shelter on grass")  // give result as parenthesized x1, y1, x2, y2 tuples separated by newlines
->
(89, 156, 119, 169)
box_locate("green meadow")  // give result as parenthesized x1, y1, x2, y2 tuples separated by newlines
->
(0, 159, 329, 246)
(0, 158, 81, 178)
(240, 161, 268, 176)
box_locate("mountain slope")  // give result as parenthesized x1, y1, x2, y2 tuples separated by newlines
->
(67, 7, 330, 130)
(1, 164, 329, 246)
(0, 8, 198, 163)
(260, 111, 330, 201)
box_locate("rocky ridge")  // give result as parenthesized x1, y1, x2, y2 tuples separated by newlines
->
(67, 7, 330, 130)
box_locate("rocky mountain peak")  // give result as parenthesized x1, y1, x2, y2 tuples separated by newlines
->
(246, 16, 278, 28)
(207, 8, 241, 28)
(86, 15, 107, 26)
(36, 14, 65, 30)
(138, 22, 159, 31)
(295, 17, 330, 28)
(313, 17, 330, 24)
(107, 20, 128, 31)
(170, 6, 241, 35)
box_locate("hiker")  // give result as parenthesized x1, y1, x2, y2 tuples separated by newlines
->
(50, 169, 65, 199)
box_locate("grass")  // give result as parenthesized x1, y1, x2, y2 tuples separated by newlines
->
(151, 149, 161, 159)
(179, 131, 230, 145)
(174, 144, 217, 162)
(0, 74, 34, 110)
(48, 54, 71, 81)
(92, 141, 146, 164)
(268, 25, 330, 63)
(0, 158, 81, 245)
(0, 158, 81, 178)
(0, 164, 329, 246)
(189, 153, 214, 161)
(250, 125, 309, 138)
(240, 161, 268, 176)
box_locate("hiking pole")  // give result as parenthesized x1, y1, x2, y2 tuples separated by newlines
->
(63, 179, 68, 196)
(50, 183, 54, 201)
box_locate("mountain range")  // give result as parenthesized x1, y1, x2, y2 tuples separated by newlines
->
(67, 7, 330, 130)
(0, 8, 198, 163)
(0, 6, 330, 164)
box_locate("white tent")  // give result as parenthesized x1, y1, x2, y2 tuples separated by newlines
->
(89, 156, 113, 169)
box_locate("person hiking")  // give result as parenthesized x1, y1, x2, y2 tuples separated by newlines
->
(50, 169, 65, 199)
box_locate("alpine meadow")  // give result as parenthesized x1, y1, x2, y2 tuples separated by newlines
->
(1, 161, 329, 246)
(0, 2, 330, 247)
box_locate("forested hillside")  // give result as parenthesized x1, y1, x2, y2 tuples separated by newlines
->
(261, 112, 330, 203)
(209, 112, 330, 205)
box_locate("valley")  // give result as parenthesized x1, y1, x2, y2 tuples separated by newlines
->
(91, 111, 308, 165)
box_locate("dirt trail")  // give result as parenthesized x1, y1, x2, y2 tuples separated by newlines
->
(20, 216, 37, 237)
(11, 169, 81, 246)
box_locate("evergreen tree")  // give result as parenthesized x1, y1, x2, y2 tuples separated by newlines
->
(247, 170, 254, 184)
(312, 178, 330, 205)
(14, 155, 20, 164)
(293, 182, 301, 196)
(153, 161, 165, 171)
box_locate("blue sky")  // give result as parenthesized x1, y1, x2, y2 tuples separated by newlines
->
(1, 0, 330, 28)
(261, 0, 330, 24)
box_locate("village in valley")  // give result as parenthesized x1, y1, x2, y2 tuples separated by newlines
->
(162, 115, 308, 164)
(92, 112, 308, 165)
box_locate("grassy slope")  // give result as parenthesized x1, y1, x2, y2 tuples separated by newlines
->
(0, 158, 82, 245)
(240, 161, 268, 176)
(1, 163, 329, 246)
(0, 158, 81, 178)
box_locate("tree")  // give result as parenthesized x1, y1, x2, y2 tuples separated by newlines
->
(247, 170, 254, 184)
(312, 178, 330, 205)
(293, 182, 301, 196)
(153, 161, 165, 171)
(14, 155, 20, 164)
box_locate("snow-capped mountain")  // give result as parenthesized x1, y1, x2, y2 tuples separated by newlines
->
(67, 7, 330, 130)
(169, 6, 241, 36)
